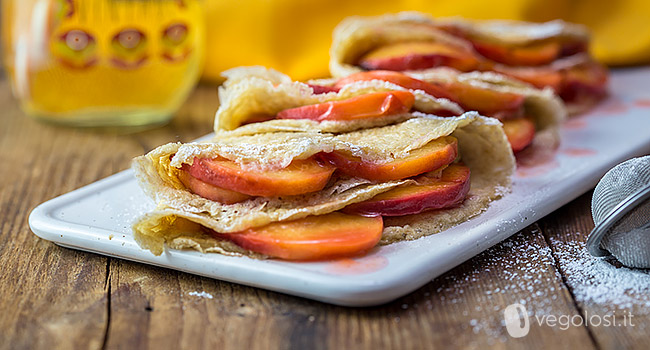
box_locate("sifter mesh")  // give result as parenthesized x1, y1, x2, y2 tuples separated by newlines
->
(588, 155, 650, 268)
(592, 156, 650, 224)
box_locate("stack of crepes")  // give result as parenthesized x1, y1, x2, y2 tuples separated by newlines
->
(330, 12, 608, 114)
(131, 67, 525, 260)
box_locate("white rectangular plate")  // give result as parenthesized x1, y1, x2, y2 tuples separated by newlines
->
(30, 68, 650, 306)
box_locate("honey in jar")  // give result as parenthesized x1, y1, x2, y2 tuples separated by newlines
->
(2, 0, 205, 127)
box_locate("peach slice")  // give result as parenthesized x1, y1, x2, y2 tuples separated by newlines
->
(188, 157, 336, 197)
(334, 71, 525, 118)
(433, 23, 468, 39)
(212, 213, 384, 260)
(434, 22, 586, 65)
(438, 81, 525, 118)
(559, 60, 608, 103)
(494, 66, 563, 91)
(496, 59, 608, 104)
(343, 164, 471, 217)
(277, 91, 414, 121)
(179, 166, 251, 204)
(472, 40, 561, 66)
(320, 136, 458, 182)
(503, 118, 536, 153)
(559, 41, 588, 57)
(334, 70, 458, 102)
(241, 113, 275, 125)
(358, 41, 482, 72)
(307, 84, 341, 94)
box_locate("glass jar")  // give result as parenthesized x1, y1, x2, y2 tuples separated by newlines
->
(1, 0, 205, 127)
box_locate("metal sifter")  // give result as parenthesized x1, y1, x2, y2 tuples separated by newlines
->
(587, 155, 650, 268)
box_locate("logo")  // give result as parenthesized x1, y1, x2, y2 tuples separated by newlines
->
(503, 303, 635, 338)
(503, 303, 530, 338)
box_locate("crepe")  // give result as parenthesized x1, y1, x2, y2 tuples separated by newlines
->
(330, 12, 471, 78)
(329, 12, 607, 114)
(311, 67, 566, 146)
(433, 16, 589, 46)
(214, 66, 463, 133)
(214, 66, 566, 145)
(411, 68, 566, 142)
(132, 113, 515, 257)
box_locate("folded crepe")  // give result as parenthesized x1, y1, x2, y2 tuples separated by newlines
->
(217, 66, 565, 154)
(410, 69, 566, 130)
(132, 111, 514, 258)
(214, 66, 463, 133)
(330, 12, 608, 114)
(311, 68, 566, 153)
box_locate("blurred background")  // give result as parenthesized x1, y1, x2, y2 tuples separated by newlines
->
(2, 0, 649, 127)
(200, 0, 650, 81)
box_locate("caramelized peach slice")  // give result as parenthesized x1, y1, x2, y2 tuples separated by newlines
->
(321, 136, 458, 182)
(358, 41, 482, 72)
(472, 40, 561, 66)
(188, 157, 336, 197)
(179, 166, 251, 204)
(334, 70, 458, 102)
(503, 118, 536, 153)
(277, 91, 414, 121)
(344, 164, 471, 217)
(213, 213, 384, 260)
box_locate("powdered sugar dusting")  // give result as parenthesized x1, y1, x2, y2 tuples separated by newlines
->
(403, 229, 649, 344)
(551, 236, 650, 311)
(188, 291, 214, 299)
(408, 230, 570, 343)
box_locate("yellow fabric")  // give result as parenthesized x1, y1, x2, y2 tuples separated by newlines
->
(201, 0, 650, 82)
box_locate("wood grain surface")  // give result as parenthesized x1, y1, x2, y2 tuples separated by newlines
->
(0, 79, 648, 350)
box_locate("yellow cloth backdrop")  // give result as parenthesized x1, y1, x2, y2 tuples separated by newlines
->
(201, 0, 650, 82)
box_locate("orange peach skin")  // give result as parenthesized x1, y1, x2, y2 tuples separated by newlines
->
(472, 40, 561, 66)
(320, 136, 458, 182)
(334, 71, 525, 119)
(212, 213, 384, 260)
(358, 41, 482, 72)
(188, 157, 336, 197)
(502, 118, 536, 153)
(495, 60, 608, 105)
(494, 65, 563, 91)
(437, 81, 525, 118)
(277, 91, 415, 121)
(334, 70, 458, 103)
(179, 166, 251, 204)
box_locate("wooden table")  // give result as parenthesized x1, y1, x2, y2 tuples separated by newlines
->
(1, 78, 649, 350)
